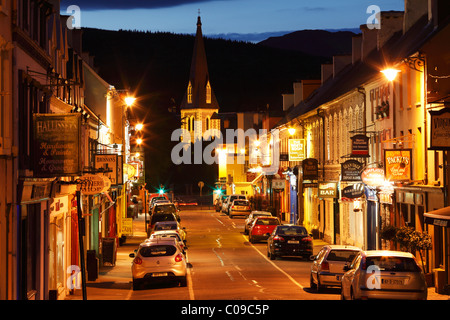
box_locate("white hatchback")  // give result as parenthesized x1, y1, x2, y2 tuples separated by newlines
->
(129, 239, 187, 290)
(341, 250, 427, 300)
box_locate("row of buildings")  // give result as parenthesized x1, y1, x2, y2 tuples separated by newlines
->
(255, 0, 450, 293)
(182, 1, 449, 292)
(0, 1, 144, 300)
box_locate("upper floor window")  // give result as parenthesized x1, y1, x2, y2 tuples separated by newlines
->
(187, 82, 192, 104)
(206, 81, 211, 104)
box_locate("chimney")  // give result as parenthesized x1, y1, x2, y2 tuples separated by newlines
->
(333, 55, 352, 77)
(321, 64, 333, 84)
(301, 80, 321, 100)
(403, 0, 428, 33)
(352, 34, 362, 64)
(293, 82, 302, 106)
(360, 24, 379, 61)
(282, 93, 294, 111)
(377, 11, 404, 50)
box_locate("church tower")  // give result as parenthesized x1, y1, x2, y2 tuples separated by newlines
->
(180, 14, 220, 142)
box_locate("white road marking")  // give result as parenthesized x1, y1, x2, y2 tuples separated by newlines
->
(242, 234, 304, 290)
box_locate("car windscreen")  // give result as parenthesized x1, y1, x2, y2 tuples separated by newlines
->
(365, 256, 421, 272)
(326, 250, 360, 262)
(154, 205, 176, 214)
(255, 218, 279, 225)
(154, 223, 177, 231)
(233, 200, 249, 206)
(151, 214, 176, 224)
(139, 245, 177, 257)
(277, 226, 307, 235)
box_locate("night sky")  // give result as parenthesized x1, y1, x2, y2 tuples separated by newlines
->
(60, 0, 404, 38)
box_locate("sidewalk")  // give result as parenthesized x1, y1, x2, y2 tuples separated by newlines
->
(65, 211, 449, 301)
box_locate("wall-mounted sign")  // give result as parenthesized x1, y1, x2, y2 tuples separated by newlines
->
(33, 113, 82, 177)
(272, 179, 285, 189)
(80, 174, 106, 195)
(350, 134, 370, 157)
(341, 160, 363, 181)
(361, 167, 385, 187)
(429, 108, 450, 150)
(95, 154, 118, 185)
(121, 218, 133, 236)
(302, 158, 318, 181)
(318, 182, 338, 198)
(288, 139, 305, 161)
(384, 149, 412, 182)
(341, 184, 365, 199)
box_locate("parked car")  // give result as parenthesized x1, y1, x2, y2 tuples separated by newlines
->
(340, 250, 427, 300)
(129, 239, 188, 290)
(148, 230, 187, 253)
(229, 199, 251, 218)
(223, 194, 247, 215)
(215, 195, 229, 212)
(149, 196, 169, 210)
(267, 225, 313, 260)
(248, 216, 280, 243)
(152, 202, 181, 222)
(150, 221, 187, 243)
(309, 245, 362, 292)
(148, 212, 178, 235)
(244, 211, 272, 235)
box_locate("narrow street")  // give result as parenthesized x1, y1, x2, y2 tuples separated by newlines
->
(65, 208, 448, 302)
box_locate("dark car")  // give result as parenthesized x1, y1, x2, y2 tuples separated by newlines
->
(267, 225, 313, 260)
(148, 213, 178, 235)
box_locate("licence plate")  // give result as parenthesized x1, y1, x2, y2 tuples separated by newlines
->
(288, 240, 299, 244)
(381, 278, 404, 285)
(152, 272, 168, 277)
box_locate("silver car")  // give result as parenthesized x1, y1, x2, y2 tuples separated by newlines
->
(129, 239, 187, 290)
(149, 230, 187, 254)
(310, 245, 362, 292)
(341, 250, 427, 300)
(244, 211, 272, 234)
(229, 199, 251, 218)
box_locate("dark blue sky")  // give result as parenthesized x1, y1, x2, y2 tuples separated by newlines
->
(60, 0, 404, 38)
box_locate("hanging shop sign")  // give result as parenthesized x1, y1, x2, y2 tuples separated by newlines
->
(95, 154, 118, 186)
(429, 108, 450, 150)
(361, 167, 385, 187)
(272, 179, 285, 190)
(33, 113, 82, 177)
(318, 182, 338, 198)
(80, 174, 105, 195)
(341, 160, 363, 181)
(302, 158, 319, 181)
(350, 134, 370, 157)
(341, 184, 365, 199)
(384, 149, 412, 182)
(288, 139, 305, 161)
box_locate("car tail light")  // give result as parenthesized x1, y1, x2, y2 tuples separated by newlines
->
(273, 235, 285, 242)
(232, 206, 235, 209)
(321, 261, 330, 271)
(134, 256, 142, 265)
(175, 253, 183, 263)
(302, 236, 312, 242)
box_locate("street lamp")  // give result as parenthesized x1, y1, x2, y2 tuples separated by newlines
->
(381, 68, 401, 81)
(288, 127, 296, 136)
(125, 96, 136, 107)
(135, 123, 144, 131)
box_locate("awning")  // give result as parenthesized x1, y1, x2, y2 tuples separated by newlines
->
(424, 206, 450, 228)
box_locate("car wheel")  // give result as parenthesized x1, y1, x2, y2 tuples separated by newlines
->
(310, 274, 317, 290)
(316, 276, 325, 293)
(179, 276, 187, 287)
(132, 279, 141, 291)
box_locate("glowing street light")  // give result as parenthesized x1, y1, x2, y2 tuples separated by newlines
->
(288, 127, 296, 135)
(125, 96, 136, 107)
(381, 68, 401, 81)
(136, 138, 143, 145)
(135, 123, 144, 131)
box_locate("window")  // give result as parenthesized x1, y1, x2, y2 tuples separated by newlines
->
(206, 81, 211, 104)
(206, 116, 210, 130)
(187, 82, 192, 104)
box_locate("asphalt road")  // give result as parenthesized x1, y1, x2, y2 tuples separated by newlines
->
(66, 208, 449, 304)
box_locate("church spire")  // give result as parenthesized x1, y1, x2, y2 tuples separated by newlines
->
(180, 14, 219, 111)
